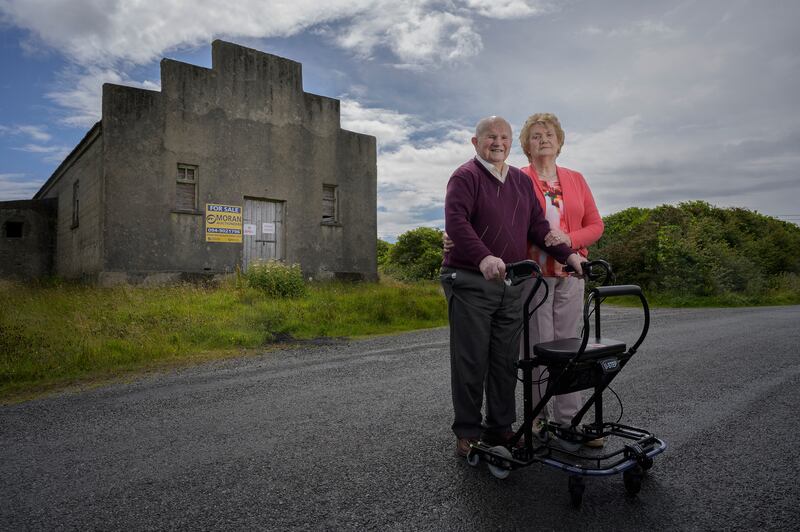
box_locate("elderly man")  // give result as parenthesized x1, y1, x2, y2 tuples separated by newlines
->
(441, 116, 586, 458)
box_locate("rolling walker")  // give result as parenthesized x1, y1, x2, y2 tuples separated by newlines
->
(466, 259, 667, 507)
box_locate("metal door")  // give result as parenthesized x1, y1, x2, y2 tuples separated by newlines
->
(242, 198, 285, 270)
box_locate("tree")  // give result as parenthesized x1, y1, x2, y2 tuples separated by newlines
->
(376, 239, 393, 267)
(590, 201, 800, 297)
(384, 227, 444, 281)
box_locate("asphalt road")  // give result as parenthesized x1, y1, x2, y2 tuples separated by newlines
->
(2, 305, 799, 531)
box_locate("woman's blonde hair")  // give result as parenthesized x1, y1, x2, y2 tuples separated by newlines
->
(519, 112, 565, 160)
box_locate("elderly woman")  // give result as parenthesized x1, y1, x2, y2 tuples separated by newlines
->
(518, 112, 604, 446)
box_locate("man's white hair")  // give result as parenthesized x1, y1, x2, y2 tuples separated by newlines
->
(475, 116, 512, 137)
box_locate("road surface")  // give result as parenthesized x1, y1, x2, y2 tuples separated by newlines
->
(2, 305, 799, 530)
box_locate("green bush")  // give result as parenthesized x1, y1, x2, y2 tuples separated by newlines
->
(385, 227, 444, 281)
(377, 239, 393, 267)
(591, 201, 800, 300)
(245, 261, 306, 298)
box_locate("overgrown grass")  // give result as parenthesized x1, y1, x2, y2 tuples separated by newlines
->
(644, 290, 800, 307)
(0, 278, 447, 402)
(3, 272, 797, 403)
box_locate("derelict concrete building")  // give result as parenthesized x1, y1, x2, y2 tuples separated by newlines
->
(0, 40, 377, 283)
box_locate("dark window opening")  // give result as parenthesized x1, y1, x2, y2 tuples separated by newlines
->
(322, 184, 338, 224)
(176, 164, 198, 211)
(71, 180, 80, 228)
(4, 221, 23, 238)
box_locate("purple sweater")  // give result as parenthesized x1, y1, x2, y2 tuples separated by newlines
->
(442, 158, 574, 272)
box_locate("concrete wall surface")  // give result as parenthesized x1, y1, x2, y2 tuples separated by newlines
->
(44, 129, 105, 278)
(0, 199, 57, 279)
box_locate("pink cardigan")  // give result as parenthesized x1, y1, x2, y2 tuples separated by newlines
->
(521, 164, 604, 257)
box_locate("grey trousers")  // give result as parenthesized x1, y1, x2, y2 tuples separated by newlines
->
(441, 267, 526, 439)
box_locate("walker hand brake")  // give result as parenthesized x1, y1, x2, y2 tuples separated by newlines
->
(565, 259, 613, 284)
(505, 260, 541, 286)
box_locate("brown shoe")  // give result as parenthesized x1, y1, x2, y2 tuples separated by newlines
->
(584, 436, 605, 448)
(456, 437, 478, 457)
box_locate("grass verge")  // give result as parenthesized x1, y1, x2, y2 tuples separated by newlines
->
(0, 278, 447, 403)
(607, 288, 800, 308)
(3, 275, 797, 403)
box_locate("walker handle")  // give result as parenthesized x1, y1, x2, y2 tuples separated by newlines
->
(565, 259, 613, 285)
(505, 260, 541, 286)
(584, 283, 650, 355)
(593, 285, 643, 298)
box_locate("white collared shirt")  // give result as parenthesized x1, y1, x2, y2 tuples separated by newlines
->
(476, 155, 509, 183)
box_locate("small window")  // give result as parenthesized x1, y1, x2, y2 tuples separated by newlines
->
(322, 184, 338, 224)
(71, 180, 80, 228)
(4, 221, 23, 238)
(176, 164, 198, 211)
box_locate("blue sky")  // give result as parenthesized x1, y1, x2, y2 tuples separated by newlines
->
(1, 0, 799, 239)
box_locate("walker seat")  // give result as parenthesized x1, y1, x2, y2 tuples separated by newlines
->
(533, 337, 626, 363)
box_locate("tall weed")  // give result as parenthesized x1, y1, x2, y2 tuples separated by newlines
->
(245, 261, 306, 298)
(0, 279, 446, 401)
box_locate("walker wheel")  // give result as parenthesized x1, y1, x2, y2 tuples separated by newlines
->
(623, 465, 643, 495)
(466, 450, 480, 467)
(639, 456, 654, 471)
(568, 475, 585, 508)
(487, 446, 512, 479)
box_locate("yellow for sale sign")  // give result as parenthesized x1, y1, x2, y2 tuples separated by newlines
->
(205, 203, 243, 243)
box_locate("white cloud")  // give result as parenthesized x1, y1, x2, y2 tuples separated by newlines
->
(341, 98, 478, 238)
(12, 143, 71, 164)
(1, 0, 362, 66)
(462, 0, 553, 19)
(45, 66, 160, 127)
(556, 112, 800, 219)
(0, 124, 51, 142)
(340, 100, 418, 150)
(16, 125, 51, 142)
(323, 2, 484, 66)
(0, 173, 43, 200)
(0, 125, 69, 165)
(557, 115, 705, 214)
(561, 115, 644, 177)
(376, 130, 475, 239)
(0, 0, 516, 68)
(579, 18, 680, 39)
(0, 0, 553, 128)
(13, 144, 63, 154)
(386, 10, 481, 64)
(378, 132, 473, 197)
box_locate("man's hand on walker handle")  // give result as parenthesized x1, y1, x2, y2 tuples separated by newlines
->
(565, 253, 587, 277)
(479, 255, 506, 281)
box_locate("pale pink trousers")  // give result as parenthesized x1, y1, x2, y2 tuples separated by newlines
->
(521, 276, 585, 425)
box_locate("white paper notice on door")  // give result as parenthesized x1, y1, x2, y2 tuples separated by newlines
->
(243, 223, 257, 236)
(262, 222, 275, 234)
